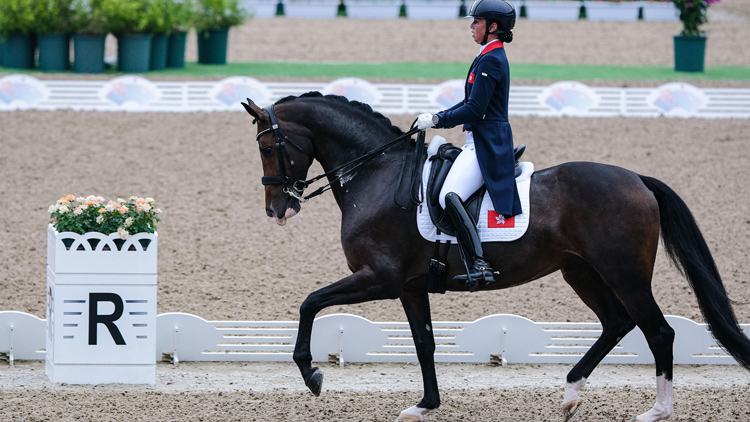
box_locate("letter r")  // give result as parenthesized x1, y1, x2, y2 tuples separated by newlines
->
(88, 293, 126, 345)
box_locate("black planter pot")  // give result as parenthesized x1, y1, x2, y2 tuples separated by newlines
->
(3, 33, 36, 69)
(118, 33, 153, 73)
(150, 33, 168, 71)
(197, 28, 229, 65)
(166, 31, 187, 68)
(674, 35, 707, 73)
(73, 34, 106, 74)
(38, 33, 71, 72)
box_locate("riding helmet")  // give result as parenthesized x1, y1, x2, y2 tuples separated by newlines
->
(466, 0, 516, 35)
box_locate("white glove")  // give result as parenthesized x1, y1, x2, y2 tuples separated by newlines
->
(416, 113, 435, 130)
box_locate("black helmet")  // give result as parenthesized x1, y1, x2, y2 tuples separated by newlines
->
(467, 0, 516, 35)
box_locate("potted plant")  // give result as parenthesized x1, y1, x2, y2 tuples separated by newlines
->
(145, 0, 174, 71)
(165, 0, 196, 68)
(582, 0, 641, 21)
(70, 0, 109, 73)
(194, 0, 247, 65)
(100, 0, 157, 72)
(672, 0, 719, 72)
(34, 0, 75, 71)
(0, 0, 37, 69)
(47, 195, 161, 385)
(524, 0, 582, 21)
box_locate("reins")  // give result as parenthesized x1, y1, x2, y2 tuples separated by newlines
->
(258, 104, 422, 204)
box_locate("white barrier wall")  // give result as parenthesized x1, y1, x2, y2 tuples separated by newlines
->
(2, 312, 748, 367)
(1, 74, 748, 118)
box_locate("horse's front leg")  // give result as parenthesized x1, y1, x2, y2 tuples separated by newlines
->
(293, 266, 398, 396)
(396, 290, 439, 422)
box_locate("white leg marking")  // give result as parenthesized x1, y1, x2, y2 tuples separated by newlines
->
(563, 377, 587, 405)
(395, 405, 436, 422)
(635, 375, 673, 422)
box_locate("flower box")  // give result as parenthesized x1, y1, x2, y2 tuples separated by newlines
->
(346, 1, 402, 19)
(639, 0, 679, 21)
(583, 1, 641, 21)
(46, 225, 158, 384)
(46, 195, 160, 384)
(241, 0, 279, 18)
(284, 0, 340, 18)
(404, 0, 462, 19)
(523, 1, 582, 21)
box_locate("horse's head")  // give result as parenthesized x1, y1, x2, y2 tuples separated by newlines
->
(242, 98, 315, 226)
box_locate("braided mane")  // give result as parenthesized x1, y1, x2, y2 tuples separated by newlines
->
(275, 91, 404, 136)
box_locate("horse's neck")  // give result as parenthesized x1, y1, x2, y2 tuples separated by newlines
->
(312, 123, 405, 209)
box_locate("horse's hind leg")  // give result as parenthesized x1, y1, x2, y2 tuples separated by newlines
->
(561, 262, 636, 421)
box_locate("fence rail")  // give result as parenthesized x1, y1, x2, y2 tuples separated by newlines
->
(1, 311, 747, 366)
(2, 74, 748, 119)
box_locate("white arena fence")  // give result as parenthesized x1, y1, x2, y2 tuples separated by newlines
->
(1, 74, 748, 119)
(1, 311, 748, 367)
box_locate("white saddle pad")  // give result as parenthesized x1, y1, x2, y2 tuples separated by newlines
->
(416, 158, 533, 243)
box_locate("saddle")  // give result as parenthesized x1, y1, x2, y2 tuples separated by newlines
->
(425, 142, 526, 237)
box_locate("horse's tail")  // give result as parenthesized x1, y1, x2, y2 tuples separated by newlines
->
(639, 174, 750, 370)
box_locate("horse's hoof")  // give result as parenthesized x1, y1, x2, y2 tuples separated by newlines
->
(395, 416, 421, 422)
(562, 399, 583, 422)
(305, 367, 324, 396)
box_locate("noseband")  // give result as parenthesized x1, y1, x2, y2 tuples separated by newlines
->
(256, 104, 422, 205)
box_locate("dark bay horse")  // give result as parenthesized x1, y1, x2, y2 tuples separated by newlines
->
(241, 92, 750, 422)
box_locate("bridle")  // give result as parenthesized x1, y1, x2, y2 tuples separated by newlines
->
(256, 104, 423, 205)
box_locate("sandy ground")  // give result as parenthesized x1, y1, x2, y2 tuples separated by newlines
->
(2, 10, 750, 422)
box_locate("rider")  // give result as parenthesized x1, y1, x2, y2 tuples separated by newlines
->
(416, 0, 521, 287)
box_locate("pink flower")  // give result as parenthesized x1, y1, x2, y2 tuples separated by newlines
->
(118, 206, 128, 214)
(73, 208, 83, 215)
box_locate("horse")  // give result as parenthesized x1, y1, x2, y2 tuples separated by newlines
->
(241, 92, 750, 422)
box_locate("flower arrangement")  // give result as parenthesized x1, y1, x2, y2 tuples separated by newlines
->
(194, 0, 247, 32)
(49, 194, 161, 239)
(673, 0, 720, 36)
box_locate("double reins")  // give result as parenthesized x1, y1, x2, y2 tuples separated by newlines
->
(257, 104, 423, 204)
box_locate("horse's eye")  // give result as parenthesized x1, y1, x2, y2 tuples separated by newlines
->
(261, 146, 274, 157)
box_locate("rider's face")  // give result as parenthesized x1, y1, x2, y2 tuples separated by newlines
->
(470, 18, 486, 45)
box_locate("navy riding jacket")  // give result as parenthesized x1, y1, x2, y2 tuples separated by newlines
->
(434, 40, 522, 217)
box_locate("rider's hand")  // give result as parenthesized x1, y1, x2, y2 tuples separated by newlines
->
(416, 113, 436, 130)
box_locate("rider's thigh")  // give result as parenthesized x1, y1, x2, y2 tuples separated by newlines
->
(439, 145, 484, 209)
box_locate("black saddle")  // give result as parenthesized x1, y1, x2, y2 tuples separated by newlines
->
(425, 143, 526, 237)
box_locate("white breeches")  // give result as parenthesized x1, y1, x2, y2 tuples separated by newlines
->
(439, 132, 484, 209)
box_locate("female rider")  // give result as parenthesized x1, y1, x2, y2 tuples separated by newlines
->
(416, 0, 521, 288)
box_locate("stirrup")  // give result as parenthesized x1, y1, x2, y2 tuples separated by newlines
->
(454, 260, 496, 290)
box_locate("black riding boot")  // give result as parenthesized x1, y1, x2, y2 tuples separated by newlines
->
(444, 192, 496, 289)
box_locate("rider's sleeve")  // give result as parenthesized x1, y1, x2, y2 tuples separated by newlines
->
(434, 57, 500, 129)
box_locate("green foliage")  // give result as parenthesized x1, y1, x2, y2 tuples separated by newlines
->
(148, 0, 197, 33)
(99, 0, 154, 34)
(194, 0, 247, 31)
(33, 0, 75, 34)
(70, 0, 109, 34)
(673, 0, 720, 36)
(0, 0, 38, 36)
(49, 195, 161, 236)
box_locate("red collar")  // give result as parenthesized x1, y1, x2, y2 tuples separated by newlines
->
(481, 41, 504, 55)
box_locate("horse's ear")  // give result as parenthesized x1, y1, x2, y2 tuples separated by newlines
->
(241, 98, 265, 124)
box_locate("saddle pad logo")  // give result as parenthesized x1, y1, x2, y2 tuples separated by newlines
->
(488, 211, 515, 228)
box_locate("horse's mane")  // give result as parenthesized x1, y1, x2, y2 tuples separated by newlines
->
(275, 92, 404, 137)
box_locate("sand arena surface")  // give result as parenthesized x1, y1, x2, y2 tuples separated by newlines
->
(2, 10, 750, 422)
